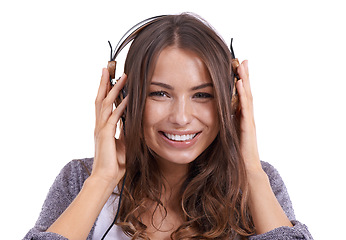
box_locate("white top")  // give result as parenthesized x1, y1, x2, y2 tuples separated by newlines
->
(92, 192, 242, 240)
(92, 191, 130, 240)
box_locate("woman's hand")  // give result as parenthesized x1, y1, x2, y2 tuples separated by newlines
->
(235, 60, 262, 173)
(92, 68, 128, 188)
(236, 61, 293, 234)
(46, 69, 129, 239)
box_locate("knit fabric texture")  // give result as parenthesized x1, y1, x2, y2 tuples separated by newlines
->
(23, 158, 313, 240)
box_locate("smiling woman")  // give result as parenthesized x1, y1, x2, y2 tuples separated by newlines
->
(120, 15, 254, 239)
(23, 13, 313, 240)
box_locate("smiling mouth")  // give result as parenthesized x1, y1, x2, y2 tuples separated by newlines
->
(162, 132, 198, 141)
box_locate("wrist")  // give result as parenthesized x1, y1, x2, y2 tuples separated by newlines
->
(246, 167, 270, 190)
(244, 159, 264, 176)
(85, 174, 119, 194)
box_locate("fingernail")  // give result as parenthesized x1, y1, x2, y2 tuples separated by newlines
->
(115, 73, 126, 84)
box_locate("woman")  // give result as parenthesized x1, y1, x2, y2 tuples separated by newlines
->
(24, 13, 313, 239)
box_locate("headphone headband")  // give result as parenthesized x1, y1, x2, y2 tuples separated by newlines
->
(107, 15, 168, 81)
(112, 15, 168, 60)
(108, 15, 239, 81)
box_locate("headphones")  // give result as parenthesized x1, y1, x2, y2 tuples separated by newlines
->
(106, 15, 240, 116)
(101, 16, 240, 238)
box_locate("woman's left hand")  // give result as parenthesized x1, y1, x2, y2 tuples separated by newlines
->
(236, 60, 262, 173)
(236, 61, 294, 234)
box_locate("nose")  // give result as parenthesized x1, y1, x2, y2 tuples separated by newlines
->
(169, 96, 193, 126)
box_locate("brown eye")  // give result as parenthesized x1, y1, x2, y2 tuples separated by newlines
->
(193, 92, 213, 99)
(149, 91, 169, 97)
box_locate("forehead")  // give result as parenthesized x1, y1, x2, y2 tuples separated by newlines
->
(150, 46, 212, 87)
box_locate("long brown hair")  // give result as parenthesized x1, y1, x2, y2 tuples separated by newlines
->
(119, 13, 255, 239)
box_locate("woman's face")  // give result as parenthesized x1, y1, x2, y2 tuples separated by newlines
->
(143, 46, 219, 169)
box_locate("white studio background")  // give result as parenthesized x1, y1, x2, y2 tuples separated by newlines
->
(0, 0, 345, 239)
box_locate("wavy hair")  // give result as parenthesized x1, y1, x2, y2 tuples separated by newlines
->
(118, 13, 255, 239)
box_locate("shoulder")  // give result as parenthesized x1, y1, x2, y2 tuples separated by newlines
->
(260, 160, 283, 185)
(58, 157, 94, 188)
(48, 157, 94, 202)
(23, 158, 95, 239)
(61, 157, 94, 176)
(260, 160, 287, 194)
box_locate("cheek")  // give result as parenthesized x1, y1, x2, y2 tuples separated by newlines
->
(143, 104, 153, 140)
(142, 108, 154, 149)
(143, 101, 168, 137)
(197, 102, 219, 128)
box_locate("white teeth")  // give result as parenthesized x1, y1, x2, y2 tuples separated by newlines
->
(164, 133, 197, 141)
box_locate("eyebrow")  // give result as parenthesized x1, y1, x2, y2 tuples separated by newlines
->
(151, 82, 213, 91)
(191, 83, 213, 91)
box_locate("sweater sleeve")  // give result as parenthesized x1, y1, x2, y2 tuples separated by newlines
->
(248, 161, 313, 240)
(23, 158, 93, 240)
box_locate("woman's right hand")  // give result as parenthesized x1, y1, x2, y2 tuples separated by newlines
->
(92, 68, 128, 188)
(46, 69, 128, 239)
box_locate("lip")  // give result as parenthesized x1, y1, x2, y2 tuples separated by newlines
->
(159, 130, 201, 149)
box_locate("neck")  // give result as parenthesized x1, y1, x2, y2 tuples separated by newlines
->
(155, 158, 189, 209)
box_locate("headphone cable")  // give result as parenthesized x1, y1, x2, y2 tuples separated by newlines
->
(100, 172, 127, 240)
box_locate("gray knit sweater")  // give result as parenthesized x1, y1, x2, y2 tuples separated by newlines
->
(23, 158, 313, 240)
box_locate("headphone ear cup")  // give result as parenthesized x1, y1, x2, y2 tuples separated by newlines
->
(231, 58, 241, 115)
(230, 58, 241, 139)
(107, 60, 117, 85)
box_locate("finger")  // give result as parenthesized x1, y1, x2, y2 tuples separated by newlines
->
(236, 80, 248, 111)
(96, 68, 110, 104)
(95, 68, 110, 118)
(237, 61, 252, 99)
(236, 80, 253, 119)
(237, 61, 249, 86)
(243, 60, 249, 78)
(106, 96, 129, 132)
(105, 73, 127, 105)
(99, 74, 127, 122)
